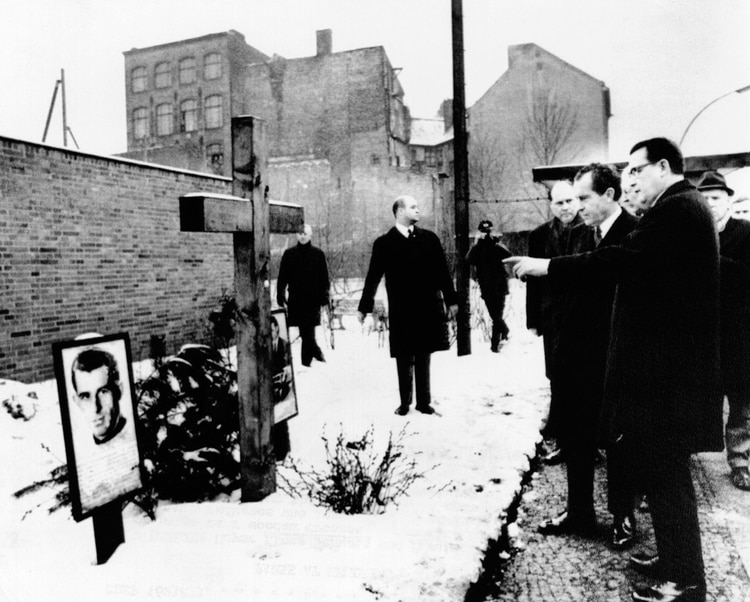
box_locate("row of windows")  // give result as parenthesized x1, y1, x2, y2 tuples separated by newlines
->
(133, 96, 223, 139)
(131, 53, 222, 92)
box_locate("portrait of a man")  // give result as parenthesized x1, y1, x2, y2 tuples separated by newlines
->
(54, 334, 144, 520)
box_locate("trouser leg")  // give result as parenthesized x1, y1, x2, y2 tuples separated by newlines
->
(484, 295, 509, 350)
(726, 390, 750, 468)
(299, 324, 316, 365)
(563, 438, 596, 522)
(414, 353, 432, 409)
(395, 356, 414, 408)
(607, 438, 636, 519)
(644, 446, 704, 586)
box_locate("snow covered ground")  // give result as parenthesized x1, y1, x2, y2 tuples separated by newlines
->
(0, 282, 550, 602)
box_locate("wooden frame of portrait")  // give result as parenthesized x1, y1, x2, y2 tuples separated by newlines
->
(53, 333, 145, 522)
(271, 309, 299, 423)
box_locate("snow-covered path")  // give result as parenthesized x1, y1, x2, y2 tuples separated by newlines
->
(1, 283, 550, 602)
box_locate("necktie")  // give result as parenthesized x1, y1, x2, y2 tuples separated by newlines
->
(408, 227, 415, 239)
(593, 226, 602, 246)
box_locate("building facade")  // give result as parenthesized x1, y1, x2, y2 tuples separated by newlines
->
(121, 30, 268, 174)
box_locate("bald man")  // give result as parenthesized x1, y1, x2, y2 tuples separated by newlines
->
(526, 181, 582, 462)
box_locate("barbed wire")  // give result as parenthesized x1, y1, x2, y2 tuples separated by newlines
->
(469, 197, 548, 204)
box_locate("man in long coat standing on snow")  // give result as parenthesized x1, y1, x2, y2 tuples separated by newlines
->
(277, 224, 330, 367)
(358, 196, 458, 416)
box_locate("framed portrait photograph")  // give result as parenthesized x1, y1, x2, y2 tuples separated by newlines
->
(270, 309, 299, 423)
(53, 333, 145, 521)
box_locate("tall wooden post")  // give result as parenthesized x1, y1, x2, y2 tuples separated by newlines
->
(452, 0, 472, 356)
(231, 115, 275, 501)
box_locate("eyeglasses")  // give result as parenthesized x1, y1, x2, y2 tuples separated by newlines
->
(628, 162, 655, 178)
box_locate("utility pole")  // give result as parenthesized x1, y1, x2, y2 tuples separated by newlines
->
(42, 68, 79, 148)
(451, 0, 471, 356)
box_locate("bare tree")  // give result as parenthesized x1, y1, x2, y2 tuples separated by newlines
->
(520, 87, 581, 166)
(516, 86, 582, 220)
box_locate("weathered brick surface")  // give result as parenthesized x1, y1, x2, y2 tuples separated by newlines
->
(0, 136, 235, 382)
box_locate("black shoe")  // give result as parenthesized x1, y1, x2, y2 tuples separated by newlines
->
(730, 466, 750, 490)
(537, 511, 596, 537)
(631, 581, 705, 602)
(611, 514, 636, 550)
(416, 405, 435, 414)
(394, 406, 410, 416)
(490, 346, 499, 353)
(542, 447, 565, 465)
(629, 551, 660, 579)
(313, 351, 326, 363)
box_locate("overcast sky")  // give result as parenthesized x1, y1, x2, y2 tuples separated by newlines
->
(2, 0, 749, 161)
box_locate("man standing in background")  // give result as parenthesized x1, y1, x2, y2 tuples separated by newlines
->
(358, 196, 457, 416)
(277, 224, 330, 367)
(466, 219, 512, 352)
(699, 170, 750, 492)
(526, 181, 582, 464)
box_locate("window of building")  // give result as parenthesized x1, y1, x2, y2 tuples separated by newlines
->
(180, 99, 198, 132)
(133, 107, 149, 140)
(156, 103, 173, 136)
(179, 57, 196, 84)
(204, 53, 222, 80)
(413, 147, 425, 162)
(204, 95, 223, 129)
(206, 143, 223, 174)
(425, 148, 437, 167)
(155, 62, 171, 88)
(131, 66, 147, 92)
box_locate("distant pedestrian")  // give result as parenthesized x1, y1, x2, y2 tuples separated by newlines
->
(358, 195, 458, 416)
(466, 219, 512, 352)
(699, 170, 750, 492)
(507, 138, 722, 602)
(276, 224, 330, 367)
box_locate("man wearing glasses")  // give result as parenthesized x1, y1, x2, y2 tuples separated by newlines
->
(506, 138, 721, 602)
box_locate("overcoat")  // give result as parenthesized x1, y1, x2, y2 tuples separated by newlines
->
(526, 215, 582, 379)
(276, 243, 330, 327)
(358, 226, 457, 358)
(548, 180, 723, 454)
(719, 217, 750, 391)
(547, 211, 638, 443)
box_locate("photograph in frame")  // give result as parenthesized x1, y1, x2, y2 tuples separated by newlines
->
(53, 333, 144, 521)
(270, 309, 298, 424)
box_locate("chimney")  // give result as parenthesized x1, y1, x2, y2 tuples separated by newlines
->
(316, 29, 332, 56)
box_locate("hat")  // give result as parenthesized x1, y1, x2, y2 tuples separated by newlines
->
(697, 171, 734, 196)
(478, 219, 493, 233)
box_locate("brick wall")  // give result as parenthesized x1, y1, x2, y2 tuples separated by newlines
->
(0, 136, 236, 382)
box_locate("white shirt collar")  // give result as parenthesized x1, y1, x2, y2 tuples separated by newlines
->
(598, 205, 622, 239)
(395, 223, 412, 238)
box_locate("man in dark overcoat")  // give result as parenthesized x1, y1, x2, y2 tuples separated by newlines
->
(466, 219, 512, 352)
(526, 180, 582, 462)
(507, 138, 722, 602)
(699, 170, 750, 491)
(358, 195, 458, 415)
(276, 224, 330, 367)
(538, 164, 639, 551)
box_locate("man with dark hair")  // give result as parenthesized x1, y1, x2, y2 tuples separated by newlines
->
(358, 195, 458, 416)
(466, 219, 512, 352)
(537, 163, 639, 551)
(507, 138, 722, 602)
(527, 180, 582, 464)
(699, 170, 750, 492)
(277, 224, 331, 367)
(72, 347, 126, 444)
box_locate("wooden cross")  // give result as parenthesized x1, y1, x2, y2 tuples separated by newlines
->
(179, 116, 303, 501)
